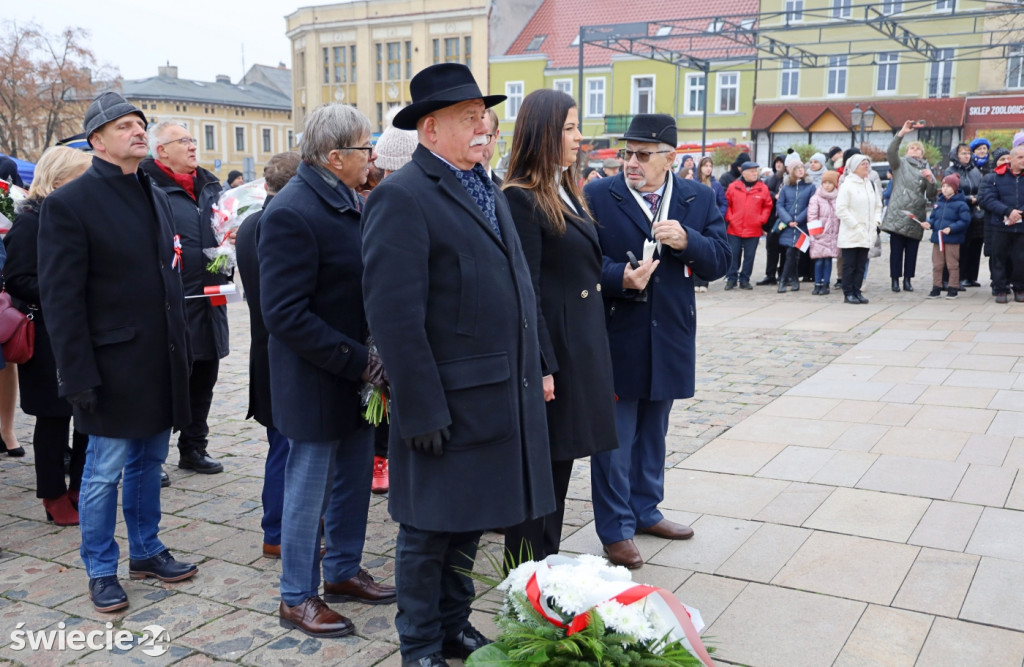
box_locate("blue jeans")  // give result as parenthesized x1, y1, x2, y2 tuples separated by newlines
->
(79, 430, 171, 578)
(727, 235, 759, 284)
(279, 428, 373, 607)
(261, 427, 290, 546)
(814, 258, 833, 285)
(591, 398, 673, 544)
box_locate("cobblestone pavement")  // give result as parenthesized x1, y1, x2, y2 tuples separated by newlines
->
(1, 242, 1022, 665)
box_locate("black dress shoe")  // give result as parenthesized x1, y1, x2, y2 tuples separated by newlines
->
(89, 576, 129, 612)
(903, 278, 913, 292)
(178, 450, 224, 474)
(845, 294, 861, 304)
(441, 625, 492, 660)
(891, 278, 900, 292)
(856, 293, 870, 304)
(1, 436, 25, 457)
(403, 653, 449, 667)
(129, 549, 198, 582)
(160, 469, 170, 488)
(755, 276, 777, 286)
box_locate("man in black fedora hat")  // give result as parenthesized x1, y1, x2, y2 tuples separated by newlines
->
(362, 63, 554, 667)
(584, 113, 730, 569)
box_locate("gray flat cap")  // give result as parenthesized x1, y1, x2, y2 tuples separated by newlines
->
(84, 92, 147, 138)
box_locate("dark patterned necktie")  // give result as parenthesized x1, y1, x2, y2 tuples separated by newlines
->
(643, 192, 661, 215)
(443, 162, 502, 241)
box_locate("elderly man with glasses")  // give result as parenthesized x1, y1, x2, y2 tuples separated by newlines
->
(583, 114, 730, 570)
(259, 103, 395, 638)
(141, 122, 230, 478)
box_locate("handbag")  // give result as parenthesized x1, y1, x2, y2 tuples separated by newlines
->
(868, 229, 882, 259)
(0, 291, 35, 364)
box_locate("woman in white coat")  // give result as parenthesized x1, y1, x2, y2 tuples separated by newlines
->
(836, 154, 882, 304)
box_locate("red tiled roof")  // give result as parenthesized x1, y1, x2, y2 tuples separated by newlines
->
(751, 98, 967, 131)
(505, 0, 759, 69)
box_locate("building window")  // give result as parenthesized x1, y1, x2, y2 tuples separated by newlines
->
(631, 76, 655, 114)
(882, 0, 903, 13)
(465, 36, 472, 69)
(377, 103, 383, 131)
(525, 35, 546, 51)
(322, 47, 330, 84)
(505, 81, 523, 119)
(785, 0, 804, 22)
(877, 52, 898, 93)
(235, 127, 245, 152)
(832, 0, 851, 18)
(433, 39, 440, 64)
(376, 43, 383, 81)
(350, 45, 357, 83)
(335, 46, 345, 84)
(405, 41, 412, 79)
(298, 51, 306, 84)
(928, 48, 954, 98)
(387, 42, 400, 80)
(827, 55, 847, 96)
(204, 125, 215, 151)
(935, 0, 954, 9)
(716, 72, 738, 113)
(288, 130, 294, 149)
(1007, 45, 1024, 89)
(586, 77, 605, 118)
(262, 128, 272, 153)
(554, 79, 572, 96)
(780, 59, 799, 97)
(684, 73, 705, 114)
(444, 37, 460, 63)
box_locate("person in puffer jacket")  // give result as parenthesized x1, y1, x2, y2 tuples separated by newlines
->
(924, 174, 971, 299)
(774, 160, 814, 293)
(808, 171, 841, 295)
(724, 161, 773, 289)
(944, 143, 985, 289)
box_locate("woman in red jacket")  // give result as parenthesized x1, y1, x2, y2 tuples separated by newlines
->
(724, 161, 774, 289)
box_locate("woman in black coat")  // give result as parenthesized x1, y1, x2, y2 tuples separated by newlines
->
(4, 147, 92, 525)
(502, 89, 618, 561)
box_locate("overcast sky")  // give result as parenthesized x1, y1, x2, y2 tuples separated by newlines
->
(25, 0, 338, 83)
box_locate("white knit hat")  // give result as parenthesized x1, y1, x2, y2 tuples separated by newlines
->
(784, 152, 803, 171)
(374, 106, 418, 172)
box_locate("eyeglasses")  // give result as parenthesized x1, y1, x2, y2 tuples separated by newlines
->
(339, 146, 374, 154)
(484, 133, 495, 143)
(161, 137, 197, 147)
(619, 149, 673, 163)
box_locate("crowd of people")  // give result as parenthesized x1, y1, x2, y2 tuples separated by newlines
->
(4, 60, 1024, 667)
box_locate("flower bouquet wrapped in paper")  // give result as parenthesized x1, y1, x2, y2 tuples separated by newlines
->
(468, 553, 715, 666)
(206, 178, 267, 274)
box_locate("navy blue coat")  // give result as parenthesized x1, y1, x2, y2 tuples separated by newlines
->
(585, 173, 731, 401)
(235, 200, 273, 428)
(362, 145, 554, 532)
(710, 179, 728, 219)
(38, 156, 192, 437)
(775, 176, 815, 247)
(258, 162, 370, 442)
(979, 167, 1024, 233)
(929, 192, 971, 245)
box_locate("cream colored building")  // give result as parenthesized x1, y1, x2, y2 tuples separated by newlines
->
(121, 64, 294, 181)
(286, 0, 490, 132)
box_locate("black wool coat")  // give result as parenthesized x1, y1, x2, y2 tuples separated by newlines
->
(504, 186, 617, 462)
(37, 156, 192, 437)
(258, 163, 370, 442)
(362, 145, 555, 532)
(4, 202, 68, 417)
(140, 159, 229, 360)
(235, 200, 272, 428)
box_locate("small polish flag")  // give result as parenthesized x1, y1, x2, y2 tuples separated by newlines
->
(684, 265, 692, 277)
(796, 230, 811, 253)
(185, 283, 241, 306)
(938, 230, 944, 252)
(808, 219, 823, 236)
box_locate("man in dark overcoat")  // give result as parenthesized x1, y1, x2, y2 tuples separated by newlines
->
(362, 63, 554, 667)
(141, 120, 230, 475)
(235, 150, 300, 558)
(37, 92, 197, 612)
(259, 104, 395, 639)
(584, 114, 731, 569)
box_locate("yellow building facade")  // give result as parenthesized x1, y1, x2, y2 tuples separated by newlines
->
(286, 0, 490, 133)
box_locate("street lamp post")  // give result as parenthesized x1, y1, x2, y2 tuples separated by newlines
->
(850, 104, 876, 149)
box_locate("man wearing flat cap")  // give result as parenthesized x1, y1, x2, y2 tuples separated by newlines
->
(584, 113, 730, 570)
(38, 91, 196, 612)
(362, 63, 554, 667)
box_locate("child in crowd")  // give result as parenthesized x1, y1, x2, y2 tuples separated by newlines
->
(808, 171, 841, 295)
(924, 174, 971, 299)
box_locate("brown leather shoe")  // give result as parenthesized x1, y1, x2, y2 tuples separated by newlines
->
(279, 596, 354, 638)
(602, 539, 643, 569)
(638, 519, 695, 540)
(324, 569, 396, 605)
(262, 543, 281, 559)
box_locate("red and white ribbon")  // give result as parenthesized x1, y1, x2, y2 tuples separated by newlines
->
(171, 234, 183, 271)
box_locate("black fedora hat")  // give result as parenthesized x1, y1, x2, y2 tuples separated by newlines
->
(393, 63, 506, 130)
(622, 113, 678, 148)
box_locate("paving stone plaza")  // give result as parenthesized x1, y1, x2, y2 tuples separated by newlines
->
(2, 243, 1024, 666)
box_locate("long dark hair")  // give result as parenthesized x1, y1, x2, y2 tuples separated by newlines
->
(697, 156, 714, 187)
(502, 89, 588, 234)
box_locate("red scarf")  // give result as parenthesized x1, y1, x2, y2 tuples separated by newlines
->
(155, 160, 196, 200)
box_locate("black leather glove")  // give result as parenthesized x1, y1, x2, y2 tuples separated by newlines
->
(363, 349, 388, 391)
(68, 388, 98, 414)
(404, 427, 451, 457)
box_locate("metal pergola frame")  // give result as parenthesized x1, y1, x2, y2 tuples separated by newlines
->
(577, 0, 1024, 150)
